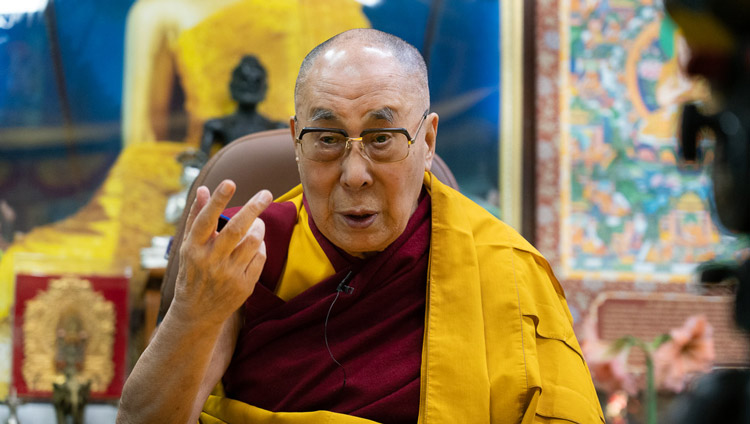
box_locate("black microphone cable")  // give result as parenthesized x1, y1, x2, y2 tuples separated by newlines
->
(324, 270, 354, 393)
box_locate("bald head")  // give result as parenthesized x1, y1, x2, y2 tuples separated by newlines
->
(294, 29, 429, 113)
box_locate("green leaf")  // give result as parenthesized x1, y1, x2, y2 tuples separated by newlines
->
(651, 333, 671, 349)
(610, 335, 637, 353)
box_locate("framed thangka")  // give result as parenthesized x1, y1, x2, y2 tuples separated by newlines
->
(535, 0, 749, 340)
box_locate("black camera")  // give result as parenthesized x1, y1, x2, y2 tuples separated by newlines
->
(667, 0, 750, 421)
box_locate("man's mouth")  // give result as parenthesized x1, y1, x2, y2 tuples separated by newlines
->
(341, 212, 377, 228)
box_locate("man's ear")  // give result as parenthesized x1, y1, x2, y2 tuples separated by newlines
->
(289, 116, 302, 168)
(289, 116, 300, 159)
(289, 116, 297, 142)
(423, 112, 439, 172)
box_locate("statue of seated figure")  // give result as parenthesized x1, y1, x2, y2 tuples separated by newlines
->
(200, 55, 285, 156)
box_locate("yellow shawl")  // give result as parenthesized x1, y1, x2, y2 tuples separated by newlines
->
(200, 173, 604, 423)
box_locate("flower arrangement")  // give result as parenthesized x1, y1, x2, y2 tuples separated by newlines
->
(582, 315, 715, 424)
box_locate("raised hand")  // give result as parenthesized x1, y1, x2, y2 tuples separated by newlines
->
(172, 180, 273, 326)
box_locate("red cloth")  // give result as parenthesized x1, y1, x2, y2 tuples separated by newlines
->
(222, 192, 430, 423)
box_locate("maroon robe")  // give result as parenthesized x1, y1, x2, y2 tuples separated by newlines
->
(221, 192, 431, 423)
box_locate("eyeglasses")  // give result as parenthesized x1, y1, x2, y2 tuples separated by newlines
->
(295, 110, 428, 163)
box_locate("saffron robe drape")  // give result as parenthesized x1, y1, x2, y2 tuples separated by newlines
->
(200, 172, 604, 424)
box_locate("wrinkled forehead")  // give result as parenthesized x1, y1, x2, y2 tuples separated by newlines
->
(307, 43, 409, 89)
(319, 43, 396, 67)
(296, 43, 421, 120)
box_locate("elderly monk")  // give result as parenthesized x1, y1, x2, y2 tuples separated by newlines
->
(118, 29, 604, 423)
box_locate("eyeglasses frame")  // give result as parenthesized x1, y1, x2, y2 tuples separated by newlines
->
(294, 109, 429, 163)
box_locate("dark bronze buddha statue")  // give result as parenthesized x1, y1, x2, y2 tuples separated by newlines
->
(200, 55, 285, 155)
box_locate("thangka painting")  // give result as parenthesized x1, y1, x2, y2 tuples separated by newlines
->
(557, 0, 748, 283)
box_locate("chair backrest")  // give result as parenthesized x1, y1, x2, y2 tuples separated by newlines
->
(159, 128, 459, 316)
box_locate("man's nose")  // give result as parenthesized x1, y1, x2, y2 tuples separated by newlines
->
(340, 139, 373, 189)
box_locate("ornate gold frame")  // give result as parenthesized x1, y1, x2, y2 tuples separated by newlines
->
(22, 276, 116, 393)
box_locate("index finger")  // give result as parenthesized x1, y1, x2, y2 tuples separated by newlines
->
(183, 186, 210, 243)
(188, 180, 237, 243)
(213, 189, 273, 253)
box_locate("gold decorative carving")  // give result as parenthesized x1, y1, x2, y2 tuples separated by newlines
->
(22, 276, 115, 393)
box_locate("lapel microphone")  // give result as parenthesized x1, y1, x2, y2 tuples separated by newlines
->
(336, 270, 355, 294)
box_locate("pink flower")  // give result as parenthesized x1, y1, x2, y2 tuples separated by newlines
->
(581, 320, 639, 395)
(604, 391, 629, 424)
(587, 348, 639, 395)
(653, 315, 715, 392)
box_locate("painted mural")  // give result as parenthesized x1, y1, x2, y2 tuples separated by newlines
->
(561, 0, 748, 282)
